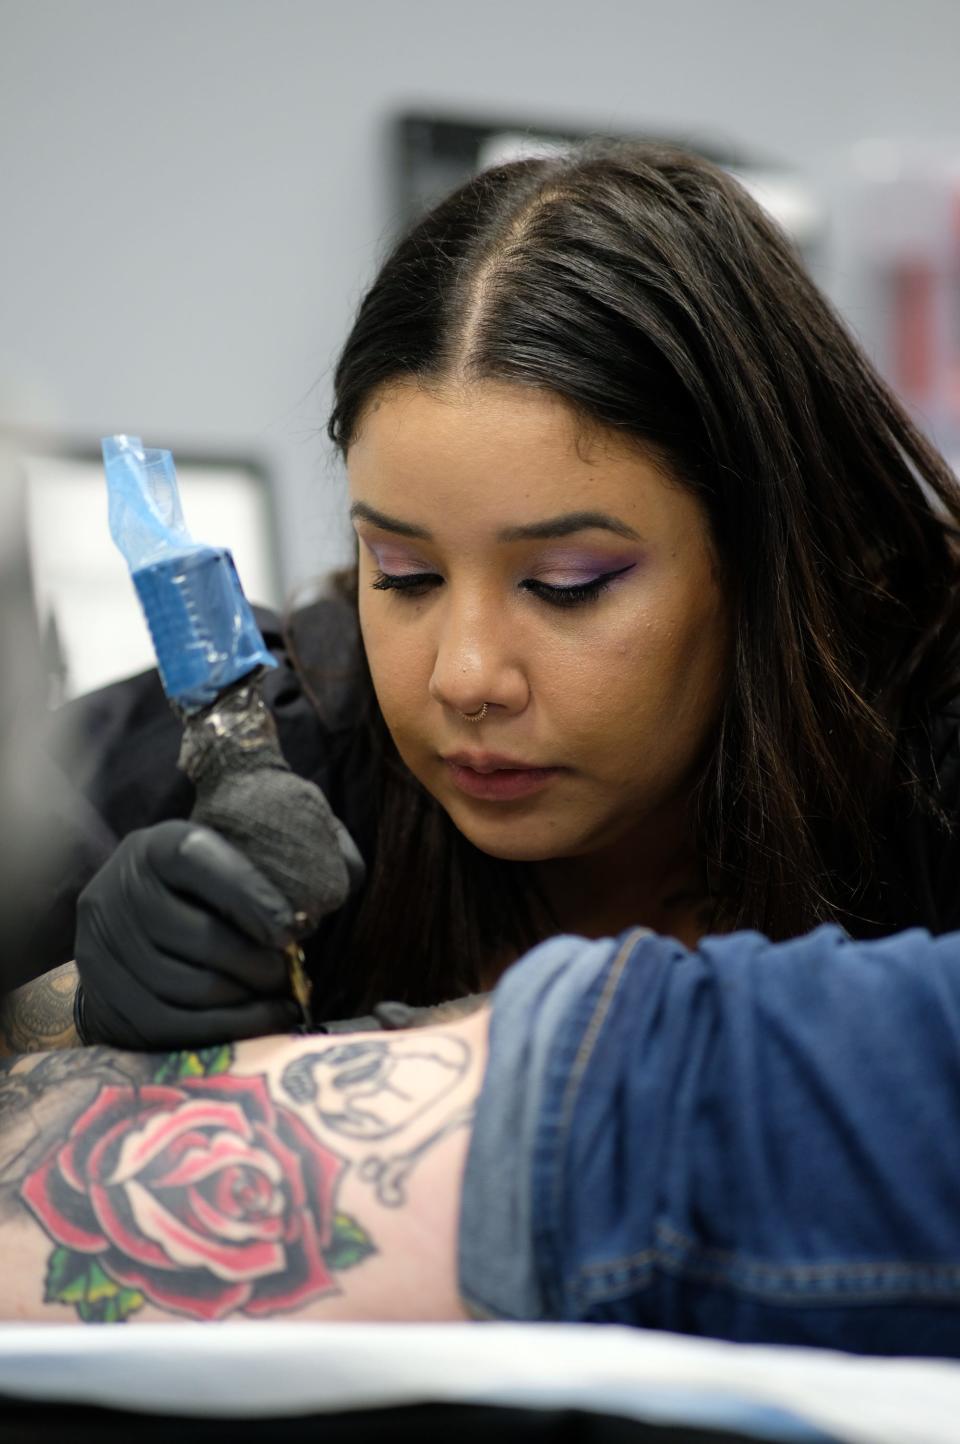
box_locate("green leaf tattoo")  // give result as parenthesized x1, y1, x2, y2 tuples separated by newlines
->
(325, 1211, 377, 1271)
(45, 1247, 145, 1323)
(152, 1043, 234, 1083)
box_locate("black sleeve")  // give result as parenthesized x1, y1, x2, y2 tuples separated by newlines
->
(21, 601, 373, 985)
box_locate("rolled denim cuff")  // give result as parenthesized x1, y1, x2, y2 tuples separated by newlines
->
(457, 929, 654, 1320)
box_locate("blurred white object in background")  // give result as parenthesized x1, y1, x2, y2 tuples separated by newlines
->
(726, 168, 823, 254)
(20, 446, 282, 702)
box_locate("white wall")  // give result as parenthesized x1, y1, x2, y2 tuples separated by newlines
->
(3, 0, 960, 591)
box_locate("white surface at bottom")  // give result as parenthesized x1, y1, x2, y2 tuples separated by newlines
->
(0, 1322, 958, 1443)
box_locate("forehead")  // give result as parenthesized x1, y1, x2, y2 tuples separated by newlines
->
(345, 380, 683, 534)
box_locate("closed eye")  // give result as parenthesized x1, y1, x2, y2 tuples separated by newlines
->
(370, 570, 442, 596)
(369, 565, 635, 608)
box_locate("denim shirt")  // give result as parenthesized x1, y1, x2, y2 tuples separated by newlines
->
(458, 925, 960, 1356)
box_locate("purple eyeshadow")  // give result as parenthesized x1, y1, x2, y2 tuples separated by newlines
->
(534, 553, 639, 585)
(363, 532, 640, 586)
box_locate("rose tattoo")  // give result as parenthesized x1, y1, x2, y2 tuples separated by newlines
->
(20, 1071, 371, 1321)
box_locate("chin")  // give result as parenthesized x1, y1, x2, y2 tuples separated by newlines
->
(450, 816, 581, 864)
(472, 838, 560, 862)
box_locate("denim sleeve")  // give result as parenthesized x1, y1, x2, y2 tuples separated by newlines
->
(458, 924, 960, 1355)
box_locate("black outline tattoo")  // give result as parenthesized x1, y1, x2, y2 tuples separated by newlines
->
(280, 1036, 469, 1140)
(359, 1103, 476, 1207)
(281, 1037, 475, 1207)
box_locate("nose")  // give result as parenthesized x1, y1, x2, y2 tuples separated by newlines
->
(427, 588, 529, 719)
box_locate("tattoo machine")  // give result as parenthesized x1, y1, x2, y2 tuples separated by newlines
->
(101, 434, 364, 1023)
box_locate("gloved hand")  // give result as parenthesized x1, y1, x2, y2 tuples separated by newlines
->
(75, 819, 303, 1050)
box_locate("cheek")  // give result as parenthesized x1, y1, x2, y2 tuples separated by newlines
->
(358, 597, 429, 719)
(631, 596, 726, 747)
(553, 583, 727, 765)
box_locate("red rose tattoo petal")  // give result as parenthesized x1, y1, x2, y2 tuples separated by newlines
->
(150, 1132, 277, 1190)
(275, 1108, 343, 1249)
(102, 1252, 253, 1321)
(208, 1162, 280, 1221)
(21, 1155, 106, 1253)
(88, 1175, 187, 1272)
(58, 1086, 179, 1191)
(250, 1122, 307, 1214)
(242, 1208, 337, 1316)
(121, 1180, 286, 1280)
(21, 1074, 351, 1321)
(186, 1186, 282, 1245)
(187, 1172, 285, 1244)
(109, 1100, 256, 1182)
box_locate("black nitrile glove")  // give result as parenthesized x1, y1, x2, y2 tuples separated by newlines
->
(75, 819, 303, 1050)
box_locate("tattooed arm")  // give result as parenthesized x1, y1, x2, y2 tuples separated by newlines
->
(0, 961, 79, 1056)
(0, 1010, 487, 1323)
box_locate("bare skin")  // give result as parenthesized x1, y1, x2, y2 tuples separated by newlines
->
(348, 379, 730, 948)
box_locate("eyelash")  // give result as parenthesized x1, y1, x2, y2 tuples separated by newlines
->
(369, 566, 633, 609)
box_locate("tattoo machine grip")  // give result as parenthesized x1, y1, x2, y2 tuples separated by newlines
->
(176, 677, 361, 926)
(102, 435, 365, 1008)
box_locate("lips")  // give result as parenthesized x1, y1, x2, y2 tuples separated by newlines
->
(443, 752, 548, 774)
(443, 757, 563, 802)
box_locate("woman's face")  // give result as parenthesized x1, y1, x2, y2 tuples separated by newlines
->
(347, 380, 729, 865)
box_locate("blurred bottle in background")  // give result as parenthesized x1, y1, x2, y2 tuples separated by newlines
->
(833, 142, 960, 473)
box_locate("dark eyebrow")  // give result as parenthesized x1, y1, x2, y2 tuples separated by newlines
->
(498, 511, 641, 542)
(349, 502, 640, 543)
(349, 502, 431, 540)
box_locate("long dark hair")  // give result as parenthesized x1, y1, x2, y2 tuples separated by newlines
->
(314, 139, 960, 1007)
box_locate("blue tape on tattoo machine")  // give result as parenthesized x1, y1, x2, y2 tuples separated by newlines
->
(102, 435, 275, 712)
(102, 434, 365, 1022)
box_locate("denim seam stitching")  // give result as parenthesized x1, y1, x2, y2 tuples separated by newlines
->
(557, 927, 652, 1140)
(654, 1218, 960, 1278)
(567, 1218, 960, 1307)
(568, 1262, 960, 1308)
(547, 928, 651, 1317)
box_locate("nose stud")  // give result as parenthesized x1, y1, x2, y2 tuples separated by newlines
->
(460, 703, 488, 723)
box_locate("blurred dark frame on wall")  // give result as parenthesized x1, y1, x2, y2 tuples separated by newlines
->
(392, 110, 822, 259)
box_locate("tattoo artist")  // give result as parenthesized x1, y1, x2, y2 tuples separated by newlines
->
(16, 141, 960, 1054)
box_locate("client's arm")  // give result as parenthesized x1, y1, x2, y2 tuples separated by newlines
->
(0, 1009, 487, 1323)
(6, 923, 960, 1352)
